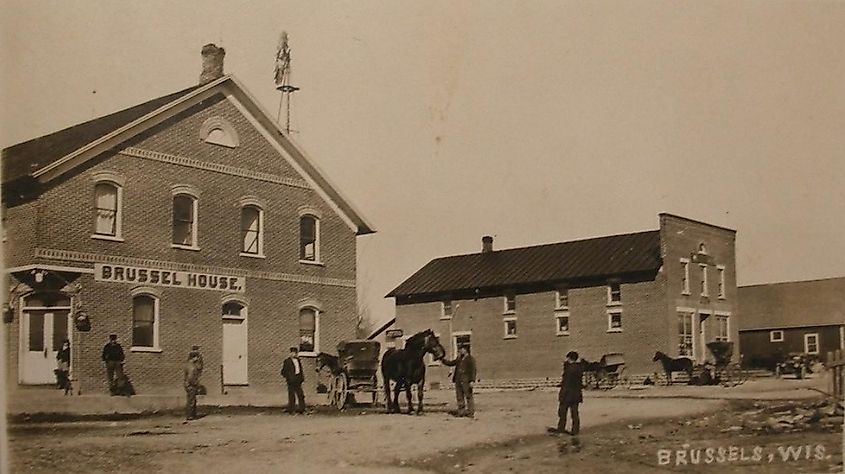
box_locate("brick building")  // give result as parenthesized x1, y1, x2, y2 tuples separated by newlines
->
(387, 214, 738, 385)
(738, 277, 845, 369)
(2, 45, 374, 396)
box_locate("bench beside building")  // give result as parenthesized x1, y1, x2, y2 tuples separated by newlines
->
(388, 214, 738, 386)
(2, 45, 374, 396)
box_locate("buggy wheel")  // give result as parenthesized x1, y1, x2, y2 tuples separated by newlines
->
(327, 376, 337, 407)
(334, 373, 349, 410)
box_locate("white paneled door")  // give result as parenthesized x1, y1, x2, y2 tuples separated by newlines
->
(222, 316, 248, 385)
(20, 310, 70, 384)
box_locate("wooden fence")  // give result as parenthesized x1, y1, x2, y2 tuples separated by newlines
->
(826, 349, 845, 401)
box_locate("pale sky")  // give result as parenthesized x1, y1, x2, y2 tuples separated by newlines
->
(3, 1, 844, 330)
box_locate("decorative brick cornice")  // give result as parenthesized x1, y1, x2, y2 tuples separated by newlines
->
(34, 248, 355, 288)
(118, 147, 310, 190)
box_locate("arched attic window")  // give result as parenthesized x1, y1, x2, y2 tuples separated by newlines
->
(199, 117, 239, 148)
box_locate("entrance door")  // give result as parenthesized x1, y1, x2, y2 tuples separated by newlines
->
(20, 310, 70, 384)
(698, 313, 709, 363)
(452, 332, 471, 358)
(222, 302, 248, 385)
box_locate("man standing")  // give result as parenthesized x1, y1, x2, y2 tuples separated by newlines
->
(550, 351, 584, 435)
(441, 345, 477, 417)
(184, 350, 202, 421)
(280, 347, 306, 414)
(101, 334, 125, 395)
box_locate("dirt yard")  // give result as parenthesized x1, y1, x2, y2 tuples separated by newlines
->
(7, 388, 843, 473)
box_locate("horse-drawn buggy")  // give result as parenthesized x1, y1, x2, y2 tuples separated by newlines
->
(705, 341, 745, 386)
(582, 353, 626, 389)
(316, 340, 381, 410)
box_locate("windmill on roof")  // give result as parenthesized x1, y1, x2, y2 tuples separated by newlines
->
(274, 31, 300, 134)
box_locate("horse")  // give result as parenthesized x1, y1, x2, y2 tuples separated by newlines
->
(653, 351, 693, 385)
(381, 329, 446, 414)
(315, 352, 342, 376)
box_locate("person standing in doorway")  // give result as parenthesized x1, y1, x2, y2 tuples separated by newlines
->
(101, 334, 125, 395)
(550, 351, 584, 435)
(441, 345, 477, 417)
(55, 339, 71, 395)
(280, 347, 306, 414)
(184, 350, 202, 421)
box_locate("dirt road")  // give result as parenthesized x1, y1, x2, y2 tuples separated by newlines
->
(10, 389, 724, 473)
(411, 399, 843, 473)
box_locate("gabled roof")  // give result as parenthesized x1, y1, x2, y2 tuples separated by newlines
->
(387, 230, 662, 299)
(1, 76, 375, 235)
(738, 277, 845, 330)
(2, 85, 201, 183)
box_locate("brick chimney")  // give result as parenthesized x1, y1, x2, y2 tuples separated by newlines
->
(199, 44, 225, 85)
(482, 236, 494, 253)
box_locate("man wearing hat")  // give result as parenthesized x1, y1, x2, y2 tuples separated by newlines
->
(550, 351, 584, 435)
(280, 346, 306, 414)
(101, 334, 125, 395)
(184, 350, 203, 421)
(189, 345, 204, 377)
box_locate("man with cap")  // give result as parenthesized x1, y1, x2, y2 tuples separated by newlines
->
(183, 349, 203, 421)
(101, 334, 125, 395)
(550, 351, 584, 435)
(280, 346, 306, 414)
(441, 345, 477, 417)
(189, 345, 204, 377)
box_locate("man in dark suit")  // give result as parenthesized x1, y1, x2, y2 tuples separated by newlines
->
(550, 351, 583, 435)
(280, 347, 306, 413)
(101, 334, 125, 395)
(441, 345, 477, 417)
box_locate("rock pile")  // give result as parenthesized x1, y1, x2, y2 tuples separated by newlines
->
(736, 399, 843, 434)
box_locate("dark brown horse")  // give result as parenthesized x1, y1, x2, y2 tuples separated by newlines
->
(653, 351, 693, 385)
(315, 352, 341, 376)
(381, 329, 446, 414)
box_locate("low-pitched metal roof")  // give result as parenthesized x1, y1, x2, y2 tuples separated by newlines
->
(738, 277, 845, 330)
(387, 230, 662, 298)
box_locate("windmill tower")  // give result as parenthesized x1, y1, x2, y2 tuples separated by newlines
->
(274, 31, 300, 133)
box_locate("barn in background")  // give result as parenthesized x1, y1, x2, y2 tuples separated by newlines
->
(739, 277, 845, 369)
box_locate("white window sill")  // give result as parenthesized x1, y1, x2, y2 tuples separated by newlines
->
(503, 335, 517, 340)
(298, 351, 317, 358)
(172, 244, 201, 251)
(556, 331, 570, 337)
(502, 310, 516, 316)
(439, 316, 452, 321)
(771, 340, 784, 343)
(607, 301, 622, 307)
(92, 234, 124, 242)
(555, 306, 569, 311)
(606, 329, 623, 333)
(681, 291, 691, 296)
(299, 259, 324, 267)
(130, 346, 163, 353)
(240, 252, 266, 259)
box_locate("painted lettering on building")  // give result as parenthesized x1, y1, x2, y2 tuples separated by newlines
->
(94, 264, 245, 293)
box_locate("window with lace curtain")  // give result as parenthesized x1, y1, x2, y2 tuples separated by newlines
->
(172, 194, 198, 248)
(240, 205, 263, 256)
(299, 215, 320, 262)
(299, 307, 319, 354)
(93, 182, 122, 238)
